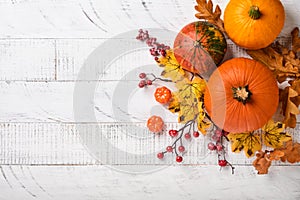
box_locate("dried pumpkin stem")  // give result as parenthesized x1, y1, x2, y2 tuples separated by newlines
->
(248, 6, 261, 20)
(232, 85, 252, 105)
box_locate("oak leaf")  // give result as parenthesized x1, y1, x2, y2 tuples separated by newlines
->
(194, 0, 224, 32)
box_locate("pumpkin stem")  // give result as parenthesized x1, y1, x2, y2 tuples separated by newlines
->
(232, 85, 252, 105)
(248, 6, 261, 20)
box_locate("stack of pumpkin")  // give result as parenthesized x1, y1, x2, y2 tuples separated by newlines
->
(175, 0, 286, 133)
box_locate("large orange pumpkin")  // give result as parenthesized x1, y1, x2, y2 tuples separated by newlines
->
(224, 0, 285, 50)
(204, 58, 279, 133)
(173, 21, 227, 78)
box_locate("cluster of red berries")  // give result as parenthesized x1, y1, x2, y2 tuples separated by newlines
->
(138, 73, 153, 88)
(136, 29, 170, 61)
(207, 129, 226, 152)
(157, 127, 200, 163)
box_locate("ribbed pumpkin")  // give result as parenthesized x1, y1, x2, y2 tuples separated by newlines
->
(224, 0, 285, 50)
(173, 21, 227, 77)
(204, 58, 279, 133)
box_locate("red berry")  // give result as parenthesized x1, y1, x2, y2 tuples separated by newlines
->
(215, 129, 222, 138)
(212, 135, 220, 142)
(160, 49, 166, 57)
(184, 133, 191, 139)
(178, 146, 185, 152)
(146, 80, 152, 85)
(216, 143, 223, 151)
(176, 156, 183, 163)
(193, 131, 200, 138)
(139, 73, 146, 79)
(166, 146, 173, 152)
(169, 130, 178, 137)
(207, 142, 216, 151)
(218, 160, 227, 167)
(154, 57, 159, 62)
(138, 80, 146, 88)
(157, 152, 164, 159)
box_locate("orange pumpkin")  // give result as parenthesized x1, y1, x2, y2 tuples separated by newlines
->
(224, 0, 285, 50)
(204, 58, 279, 133)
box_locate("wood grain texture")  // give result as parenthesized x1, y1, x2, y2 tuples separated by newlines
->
(0, 165, 300, 200)
(0, 0, 300, 198)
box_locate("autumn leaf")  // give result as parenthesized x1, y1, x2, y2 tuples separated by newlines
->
(168, 92, 180, 113)
(280, 84, 300, 128)
(159, 50, 186, 82)
(262, 120, 291, 148)
(252, 151, 272, 174)
(277, 141, 300, 163)
(176, 77, 206, 123)
(247, 28, 300, 83)
(194, 0, 224, 32)
(228, 132, 262, 157)
(291, 27, 300, 53)
(197, 102, 211, 135)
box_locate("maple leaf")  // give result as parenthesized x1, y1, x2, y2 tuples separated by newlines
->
(262, 120, 292, 148)
(227, 132, 262, 157)
(168, 92, 180, 113)
(176, 77, 206, 123)
(159, 50, 186, 82)
(194, 0, 224, 32)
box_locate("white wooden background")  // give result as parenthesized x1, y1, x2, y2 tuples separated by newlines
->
(1, 0, 300, 199)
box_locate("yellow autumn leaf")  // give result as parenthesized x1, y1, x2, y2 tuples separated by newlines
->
(197, 104, 211, 135)
(262, 120, 292, 148)
(228, 132, 262, 157)
(176, 77, 206, 123)
(159, 50, 186, 82)
(168, 92, 180, 113)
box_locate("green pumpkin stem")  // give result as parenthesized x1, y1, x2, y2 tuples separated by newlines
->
(248, 6, 261, 20)
(232, 85, 252, 105)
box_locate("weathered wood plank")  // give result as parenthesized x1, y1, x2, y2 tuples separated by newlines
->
(0, 122, 299, 165)
(0, 0, 299, 38)
(0, 39, 55, 81)
(0, 165, 300, 200)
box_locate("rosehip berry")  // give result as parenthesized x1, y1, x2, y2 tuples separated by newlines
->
(218, 160, 227, 167)
(157, 152, 164, 159)
(216, 143, 223, 151)
(146, 80, 152, 85)
(176, 156, 183, 163)
(178, 146, 185, 152)
(169, 130, 178, 137)
(215, 129, 223, 138)
(154, 56, 159, 62)
(193, 131, 200, 138)
(139, 73, 146, 79)
(212, 135, 220, 142)
(166, 146, 173, 152)
(160, 49, 166, 57)
(207, 142, 216, 151)
(138, 80, 146, 88)
(184, 133, 191, 139)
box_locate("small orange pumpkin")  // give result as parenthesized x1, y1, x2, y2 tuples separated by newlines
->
(204, 58, 279, 133)
(224, 0, 285, 50)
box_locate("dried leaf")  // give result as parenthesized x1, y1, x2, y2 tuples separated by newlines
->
(252, 151, 272, 174)
(262, 120, 292, 148)
(277, 141, 300, 163)
(280, 84, 300, 128)
(228, 132, 262, 157)
(159, 50, 186, 82)
(196, 102, 210, 135)
(247, 28, 300, 83)
(268, 150, 285, 161)
(194, 0, 224, 32)
(291, 27, 300, 53)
